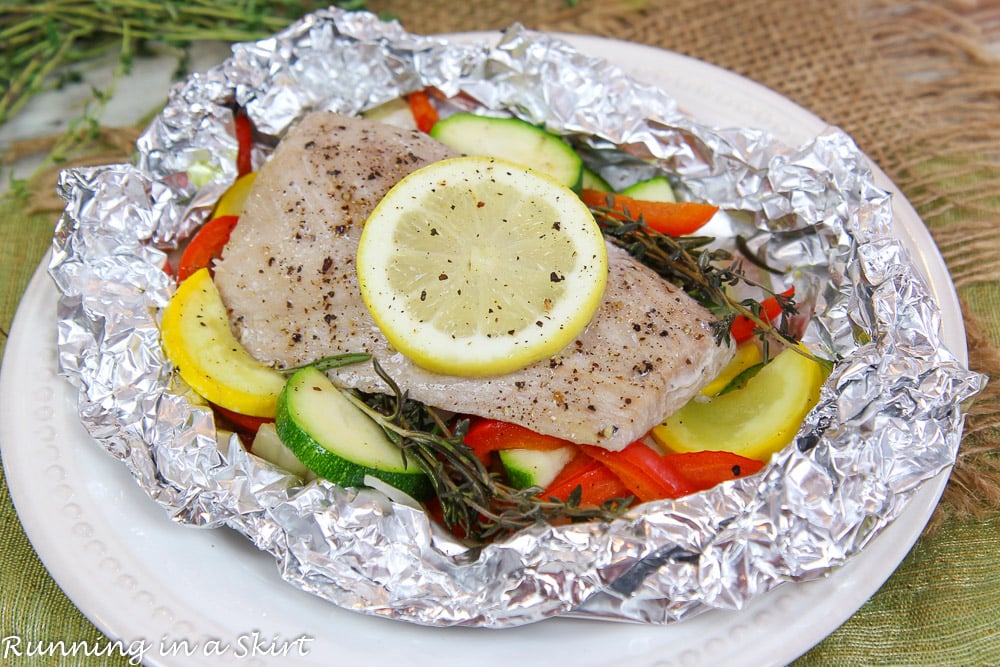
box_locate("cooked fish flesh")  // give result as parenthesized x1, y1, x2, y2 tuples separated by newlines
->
(212, 111, 733, 450)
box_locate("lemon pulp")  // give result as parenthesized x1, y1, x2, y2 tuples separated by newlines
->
(357, 156, 608, 377)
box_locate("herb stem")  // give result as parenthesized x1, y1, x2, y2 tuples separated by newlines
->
(588, 200, 821, 361)
(280, 352, 372, 374)
(337, 359, 628, 543)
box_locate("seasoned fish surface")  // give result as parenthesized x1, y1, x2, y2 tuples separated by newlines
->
(213, 111, 733, 450)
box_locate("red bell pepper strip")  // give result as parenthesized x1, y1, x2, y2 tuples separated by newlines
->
(234, 109, 254, 176)
(729, 287, 795, 344)
(464, 420, 764, 510)
(214, 402, 274, 436)
(580, 189, 718, 236)
(542, 451, 631, 507)
(666, 450, 765, 491)
(176, 215, 239, 282)
(581, 441, 698, 502)
(407, 90, 440, 133)
(463, 418, 575, 464)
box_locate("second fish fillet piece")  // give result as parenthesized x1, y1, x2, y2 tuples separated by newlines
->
(212, 111, 733, 450)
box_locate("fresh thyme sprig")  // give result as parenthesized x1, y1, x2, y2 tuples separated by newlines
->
(587, 196, 817, 359)
(280, 352, 372, 374)
(1, 1, 370, 201)
(340, 359, 631, 544)
(0, 2, 369, 127)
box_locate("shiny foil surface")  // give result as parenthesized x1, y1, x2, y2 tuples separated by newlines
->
(50, 9, 984, 627)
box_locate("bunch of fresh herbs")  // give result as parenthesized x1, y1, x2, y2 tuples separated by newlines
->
(0, 0, 369, 201)
(0, 1, 368, 126)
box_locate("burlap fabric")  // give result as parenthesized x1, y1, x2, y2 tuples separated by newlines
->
(2, 0, 998, 664)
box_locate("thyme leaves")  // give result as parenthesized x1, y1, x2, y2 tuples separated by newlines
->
(340, 359, 630, 544)
(0, 2, 369, 127)
(279, 352, 372, 374)
(587, 195, 815, 359)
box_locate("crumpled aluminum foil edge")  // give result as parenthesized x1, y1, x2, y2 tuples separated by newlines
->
(48, 8, 985, 628)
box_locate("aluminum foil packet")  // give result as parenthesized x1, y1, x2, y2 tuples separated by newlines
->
(49, 8, 985, 627)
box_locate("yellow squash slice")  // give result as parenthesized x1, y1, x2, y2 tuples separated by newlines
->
(161, 267, 286, 417)
(212, 172, 257, 218)
(651, 346, 827, 461)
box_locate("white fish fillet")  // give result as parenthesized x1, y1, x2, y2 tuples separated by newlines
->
(213, 111, 733, 450)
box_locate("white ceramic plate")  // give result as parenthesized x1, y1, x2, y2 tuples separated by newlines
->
(1, 34, 966, 667)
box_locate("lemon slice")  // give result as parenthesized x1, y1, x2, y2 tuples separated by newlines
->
(650, 345, 828, 461)
(357, 156, 608, 377)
